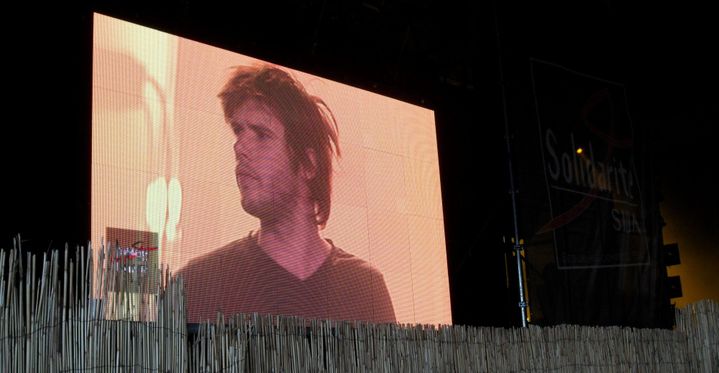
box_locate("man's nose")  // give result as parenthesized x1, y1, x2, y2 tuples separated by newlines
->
(234, 135, 250, 159)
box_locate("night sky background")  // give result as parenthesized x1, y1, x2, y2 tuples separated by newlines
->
(1, 1, 716, 326)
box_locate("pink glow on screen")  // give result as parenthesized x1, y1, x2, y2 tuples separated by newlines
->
(92, 13, 451, 325)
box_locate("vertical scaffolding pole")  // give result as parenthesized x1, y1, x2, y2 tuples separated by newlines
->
(493, 0, 528, 327)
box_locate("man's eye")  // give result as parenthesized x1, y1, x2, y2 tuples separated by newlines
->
(256, 130, 271, 140)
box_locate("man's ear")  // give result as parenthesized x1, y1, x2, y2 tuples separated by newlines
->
(301, 149, 318, 180)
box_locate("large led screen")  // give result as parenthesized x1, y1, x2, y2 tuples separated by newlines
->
(92, 13, 451, 325)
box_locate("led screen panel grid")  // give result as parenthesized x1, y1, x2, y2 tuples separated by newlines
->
(92, 13, 451, 325)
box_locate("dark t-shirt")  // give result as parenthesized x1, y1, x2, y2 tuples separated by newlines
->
(177, 232, 396, 323)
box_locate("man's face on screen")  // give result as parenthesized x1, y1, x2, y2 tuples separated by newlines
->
(230, 99, 302, 220)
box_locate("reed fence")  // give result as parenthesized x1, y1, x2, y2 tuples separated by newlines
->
(1, 242, 716, 372)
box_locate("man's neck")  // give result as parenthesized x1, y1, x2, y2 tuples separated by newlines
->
(257, 213, 332, 281)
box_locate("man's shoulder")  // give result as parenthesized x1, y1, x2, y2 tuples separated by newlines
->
(323, 241, 396, 323)
(327, 244, 384, 279)
(177, 233, 257, 275)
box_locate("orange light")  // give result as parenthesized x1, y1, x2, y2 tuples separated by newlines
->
(576, 148, 583, 155)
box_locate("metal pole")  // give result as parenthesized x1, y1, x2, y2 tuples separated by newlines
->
(493, 0, 528, 327)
